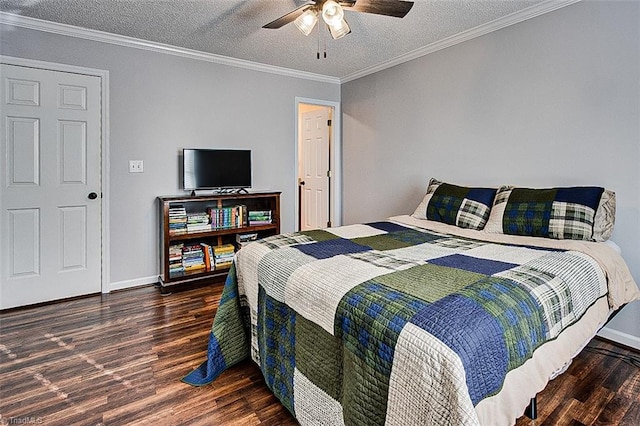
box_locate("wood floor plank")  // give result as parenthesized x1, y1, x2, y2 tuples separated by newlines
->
(1, 283, 638, 425)
(572, 387, 615, 424)
(594, 394, 634, 425)
(619, 401, 640, 426)
(532, 368, 580, 421)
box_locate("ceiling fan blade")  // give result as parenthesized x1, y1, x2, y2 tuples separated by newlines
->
(343, 0, 414, 18)
(263, 3, 315, 29)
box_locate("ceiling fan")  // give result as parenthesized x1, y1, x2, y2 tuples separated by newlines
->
(263, 0, 414, 40)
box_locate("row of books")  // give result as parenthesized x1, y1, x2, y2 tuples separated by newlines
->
(207, 205, 248, 230)
(169, 205, 273, 234)
(248, 210, 272, 226)
(169, 205, 217, 234)
(168, 243, 236, 277)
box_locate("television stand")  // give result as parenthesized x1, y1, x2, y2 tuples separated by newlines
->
(157, 191, 281, 291)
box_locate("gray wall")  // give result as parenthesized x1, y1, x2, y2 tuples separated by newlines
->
(2, 1, 638, 344)
(341, 0, 640, 345)
(0, 24, 340, 288)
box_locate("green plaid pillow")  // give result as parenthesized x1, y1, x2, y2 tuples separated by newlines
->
(484, 186, 607, 241)
(411, 178, 496, 230)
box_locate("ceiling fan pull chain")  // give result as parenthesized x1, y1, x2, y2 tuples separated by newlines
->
(317, 19, 321, 59)
(324, 25, 327, 58)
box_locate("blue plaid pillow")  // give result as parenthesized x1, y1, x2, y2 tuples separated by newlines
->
(412, 178, 497, 230)
(484, 186, 605, 240)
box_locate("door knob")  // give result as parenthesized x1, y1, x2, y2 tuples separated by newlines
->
(88, 192, 98, 200)
(299, 181, 306, 186)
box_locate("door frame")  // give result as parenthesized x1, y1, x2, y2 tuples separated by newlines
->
(1, 55, 110, 294)
(294, 97, 342, 231)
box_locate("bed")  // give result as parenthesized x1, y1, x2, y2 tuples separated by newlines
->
(184, 179, 640, 425)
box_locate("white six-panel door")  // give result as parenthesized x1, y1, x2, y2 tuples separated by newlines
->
(300, 108, 330, 231)
(0, 63, 102, 309)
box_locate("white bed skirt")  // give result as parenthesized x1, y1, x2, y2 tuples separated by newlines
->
(475, 296, 610, 425)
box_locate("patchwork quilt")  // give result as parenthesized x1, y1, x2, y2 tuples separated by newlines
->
(184, 218, 609, 425)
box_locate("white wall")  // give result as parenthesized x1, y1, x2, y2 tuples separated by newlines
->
(341, 0, 640, 347)
(0, 24, 340, 289)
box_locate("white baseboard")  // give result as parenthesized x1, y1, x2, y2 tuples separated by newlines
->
(108, 275, 158, 292)
(597, 325, 640, 351)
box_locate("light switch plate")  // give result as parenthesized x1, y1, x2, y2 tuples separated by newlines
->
(129, 160, 144, 173)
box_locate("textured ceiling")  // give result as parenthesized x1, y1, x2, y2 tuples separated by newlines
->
(1, 0, 566, 80)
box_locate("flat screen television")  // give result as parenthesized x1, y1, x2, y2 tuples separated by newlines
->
(183, 148, 252, 191)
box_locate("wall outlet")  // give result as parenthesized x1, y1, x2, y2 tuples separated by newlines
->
(129, 160, 144, 173)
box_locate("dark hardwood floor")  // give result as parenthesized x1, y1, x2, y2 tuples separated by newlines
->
(1, 283, 638, 425)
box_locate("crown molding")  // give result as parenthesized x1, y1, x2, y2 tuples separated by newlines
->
(1, 0, 580, 85)
(339, 0, 582, 83)
(0, 12, 341, 85)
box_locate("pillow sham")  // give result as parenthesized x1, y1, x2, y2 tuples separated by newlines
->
(411, 178, 497, 230)
(483, 185, 612, 241)
(593, 189, 616, 241)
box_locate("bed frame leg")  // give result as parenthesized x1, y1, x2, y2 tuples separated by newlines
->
(525, 396, 537, 420)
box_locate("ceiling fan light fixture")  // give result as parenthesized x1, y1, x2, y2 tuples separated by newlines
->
(322, 0, 344, 26)
(328, 18, 351, 40)
(294, 9, 318, 36)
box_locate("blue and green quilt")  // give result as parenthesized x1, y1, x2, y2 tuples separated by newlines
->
(184, 218, 607, 425)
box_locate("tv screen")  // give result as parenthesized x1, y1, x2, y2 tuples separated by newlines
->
(183, 149, 252, 190)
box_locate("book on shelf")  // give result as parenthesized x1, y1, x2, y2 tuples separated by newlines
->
(235, 232, 258, 249)
(169, 243, 185, 276)
(213, 244, 235, 269)
(248, 220, 272, 226)
(169, 206, 186, 216)
(184, 264, 206, 273)
(200, 243, 214, 271)
(248, 210, 272, 226)
(248, 210, 272, 217)
(236, 232, 258, 243)
(186, 212, 211, 232)
(238, 204, 248, 227)
(168, 205, 188, 235)
(181, 243, 206, 273)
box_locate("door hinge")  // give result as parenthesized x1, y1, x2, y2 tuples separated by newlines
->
(327, 221, 332, 228)
(327, 170, 332, 178)
(327, 119, 332, 126)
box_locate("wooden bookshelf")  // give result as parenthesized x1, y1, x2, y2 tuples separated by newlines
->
(157, 191, 280, 292)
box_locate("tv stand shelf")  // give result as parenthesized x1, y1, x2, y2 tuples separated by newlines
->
(158, 191, 280, 292)
(167, 223, 278, 242)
